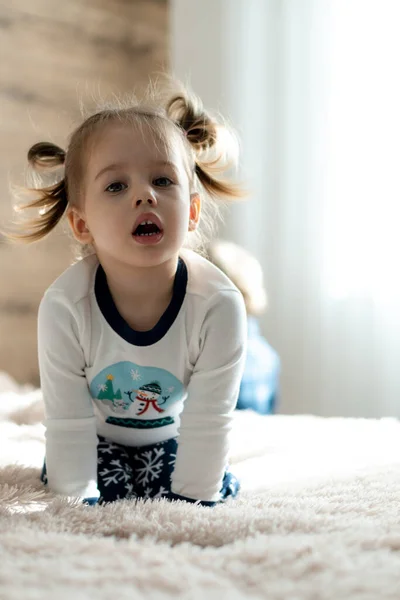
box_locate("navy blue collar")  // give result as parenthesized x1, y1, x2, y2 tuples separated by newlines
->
(94, 258, 188, 346)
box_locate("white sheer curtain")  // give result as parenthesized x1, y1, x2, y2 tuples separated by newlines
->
(170, 0, 400, 417)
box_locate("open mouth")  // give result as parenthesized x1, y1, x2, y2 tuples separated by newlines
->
(133, 220, 162, 237)
(132, 217, 164, 245)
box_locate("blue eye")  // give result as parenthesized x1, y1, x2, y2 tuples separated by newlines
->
(153, 177, 173, 187)
(105, 182, 127, 194)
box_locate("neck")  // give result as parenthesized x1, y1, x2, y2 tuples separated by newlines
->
(103, 257, 178, 300)
(97, 254, 179, 331)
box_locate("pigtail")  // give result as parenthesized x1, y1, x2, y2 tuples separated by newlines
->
(166, 94, 218, 152)
(194, 163, 242, 200)
(166, 92, 245, 201)
(28, 142, 66, 170)
(6, 142, 68, 243)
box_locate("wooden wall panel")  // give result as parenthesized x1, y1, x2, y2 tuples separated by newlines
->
(0, 0, 168, 384)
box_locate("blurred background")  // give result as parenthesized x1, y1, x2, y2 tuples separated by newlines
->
(1, 0, 400, 418)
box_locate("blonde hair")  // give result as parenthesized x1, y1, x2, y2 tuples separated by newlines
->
(206, 240, 267, 316)
(5, 82, 245, 253)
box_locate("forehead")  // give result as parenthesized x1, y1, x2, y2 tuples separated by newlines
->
(86, 121, 187, 174)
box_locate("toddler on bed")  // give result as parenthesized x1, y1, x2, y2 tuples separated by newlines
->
(7, 83, 247, 506)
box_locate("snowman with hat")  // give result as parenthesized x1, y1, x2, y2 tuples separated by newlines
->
(124, 381, 170, 418)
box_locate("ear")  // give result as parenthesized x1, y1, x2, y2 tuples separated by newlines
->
(188, 193, 201, 231)
(67, 208, 93, 244)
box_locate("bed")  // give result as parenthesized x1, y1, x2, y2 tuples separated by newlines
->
(1, 371, 399, 599)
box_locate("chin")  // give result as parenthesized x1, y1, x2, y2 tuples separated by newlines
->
(131, 248, 178, 269)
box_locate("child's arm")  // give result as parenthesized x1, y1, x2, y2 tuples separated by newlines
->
(38, 291, 99, 502)
(170, 289, 247, 504)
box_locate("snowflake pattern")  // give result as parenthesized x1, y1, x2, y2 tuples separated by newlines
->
(142, 485, 168, 500)
(167, 386, 175, 393)
(124, 481, 137, 499)
(99, 481, 137, 504)
(98, 383, 107, 392)
(134, 447, 165, 485)
(41, 433, 185, 506)
(130, 369, 142, 381)
(168, 452, 177, 469)
(98, 440, 125, 456)
(99, 459, 133, 487)
(54, 437, 181, 504)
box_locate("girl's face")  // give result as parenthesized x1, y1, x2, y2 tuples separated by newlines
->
(69, 122, 200, 269)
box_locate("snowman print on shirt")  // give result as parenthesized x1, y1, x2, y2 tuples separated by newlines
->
(90, 361, 184, 430)
(124, 381, 170, 417)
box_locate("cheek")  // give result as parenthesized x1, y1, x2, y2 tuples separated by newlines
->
(165, 190, 190, 223)
(86, 200, 120, 231)
(175, 203, 191, 231)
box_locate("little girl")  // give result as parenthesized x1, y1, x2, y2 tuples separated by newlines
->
(9, 85, 247, 506)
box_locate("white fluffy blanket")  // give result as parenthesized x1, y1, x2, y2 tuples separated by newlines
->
(1, 371, 400, 599)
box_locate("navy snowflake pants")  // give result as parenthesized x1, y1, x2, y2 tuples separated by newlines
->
(41, 436, 240, 505)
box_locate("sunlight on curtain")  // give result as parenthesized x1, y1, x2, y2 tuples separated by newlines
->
(275, 0, 400, 417)
(324, 1, 400, 302)
(311, 0, 400, 417)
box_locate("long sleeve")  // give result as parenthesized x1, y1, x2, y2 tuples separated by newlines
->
(170, 289, 247, 502)
(38, 291, 99, 500)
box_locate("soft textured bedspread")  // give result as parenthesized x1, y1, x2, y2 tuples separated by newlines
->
(1, 372, 400, 600)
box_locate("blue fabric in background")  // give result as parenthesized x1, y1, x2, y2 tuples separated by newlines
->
(236, 316, 281, 415)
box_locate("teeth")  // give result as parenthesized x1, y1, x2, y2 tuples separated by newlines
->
(139, 220, 155, 226)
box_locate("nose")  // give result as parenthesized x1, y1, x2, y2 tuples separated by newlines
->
(133, 191, 157, 208)
(135, 197, 157, 207)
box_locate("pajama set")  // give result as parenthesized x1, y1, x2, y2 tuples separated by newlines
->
(38, 249, 247, 506)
